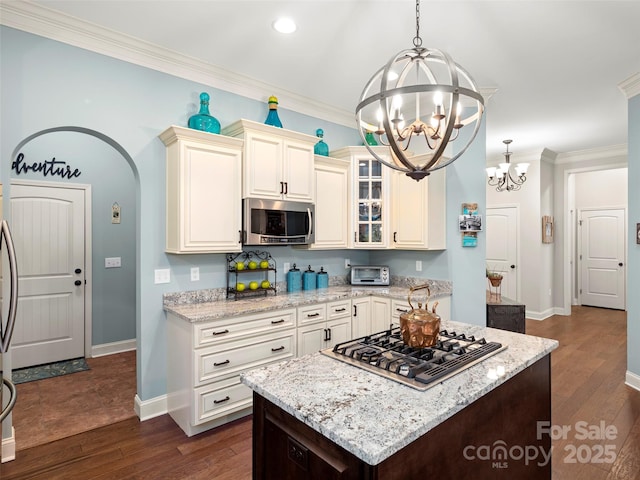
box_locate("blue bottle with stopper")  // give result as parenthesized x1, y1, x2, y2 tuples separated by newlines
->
(316, 267, 329, 289)
(188, 92, 221, 134)
(264, 95, 283, 128)
(302, 265, 316, 290)
(314, 128, 329, 156)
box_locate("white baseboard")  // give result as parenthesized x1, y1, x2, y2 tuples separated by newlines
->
(525, 308, 555, 321)
(91, 339, 136, 358)
(134, 394, 167, 421)
(1, 427, 15, 463)
(626, 371, 640, 392)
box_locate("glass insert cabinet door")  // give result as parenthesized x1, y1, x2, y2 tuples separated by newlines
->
(356, 158, 384, 246)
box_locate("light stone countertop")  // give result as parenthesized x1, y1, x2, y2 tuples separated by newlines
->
(163, 283, 451, 323)
(240, 320, 558, 466)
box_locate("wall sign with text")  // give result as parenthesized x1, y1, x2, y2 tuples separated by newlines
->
(12, 152, 81, 179)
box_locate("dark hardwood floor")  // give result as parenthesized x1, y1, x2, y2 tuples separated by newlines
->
(1, 306, 638, 479)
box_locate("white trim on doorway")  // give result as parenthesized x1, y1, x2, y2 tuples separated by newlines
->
(560, 159, 627, 316)
(10, 179, 93, 359)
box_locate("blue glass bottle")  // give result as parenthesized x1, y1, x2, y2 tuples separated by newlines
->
(314, 128, 329, 156)
(188, 92, 221, 134)
(264, 96, 283, 128)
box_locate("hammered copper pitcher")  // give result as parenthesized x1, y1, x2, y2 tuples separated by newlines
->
(399, 284, 440, 348)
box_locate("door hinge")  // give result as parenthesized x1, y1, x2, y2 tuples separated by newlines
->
(579, 254, 582, 260)
(580, 288, 582, 294)
(579, 220, 583, 226)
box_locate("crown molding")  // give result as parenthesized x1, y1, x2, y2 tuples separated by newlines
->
(0, 1, 356, 128)
(555, 144, 627, 165)
(619, 72, 640, 99)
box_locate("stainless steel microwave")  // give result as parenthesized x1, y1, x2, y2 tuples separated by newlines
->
(243, 198, 315, 246)
(350, 265, 390, 285)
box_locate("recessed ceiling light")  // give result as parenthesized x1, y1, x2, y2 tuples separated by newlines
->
(273, 17, 296, 34)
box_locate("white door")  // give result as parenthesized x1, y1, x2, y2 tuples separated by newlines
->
(579, 208, 625, 310)
(10, 184, 86, 369)
(486, 207, 518, 301)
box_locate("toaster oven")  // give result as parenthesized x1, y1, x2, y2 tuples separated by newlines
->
(350, 265, 390, 286)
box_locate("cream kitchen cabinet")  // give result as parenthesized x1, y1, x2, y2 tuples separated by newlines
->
(222, 119, 316, 202)
(298, 155, 351, 250)
(332, 146, 392, 249)
(297, 300, 352, 356)
(160, 125, 243, 254)
(371, 296, 392, 332)
(166, 308, 296, 436)
(391, 167, 446, 250)
(351, 297, 372, 338)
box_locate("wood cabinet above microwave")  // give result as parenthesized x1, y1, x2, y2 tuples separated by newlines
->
(222, 119, 316, 202)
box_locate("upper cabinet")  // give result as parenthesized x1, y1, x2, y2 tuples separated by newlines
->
(332, 146, 392, 249)
(160, 126, 243, 254)
(222, 119, 316, 202)
(332, 145, 446, 251)
(392, 167, 446, 250)
(300, 155, 351, 250)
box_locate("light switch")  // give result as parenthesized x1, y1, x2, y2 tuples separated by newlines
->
(154, 268, 170, 284)
(105, 257, 121, 268)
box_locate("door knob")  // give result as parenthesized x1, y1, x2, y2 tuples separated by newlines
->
(619, 262, 624, 267)
(75, 268, 82, 274)
(510, 265, 515, 269)
(74, 280, 82, 286)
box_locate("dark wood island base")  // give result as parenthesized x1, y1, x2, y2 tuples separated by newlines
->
(252, 355, 551, 480)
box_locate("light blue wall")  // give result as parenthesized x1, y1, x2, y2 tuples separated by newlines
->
(628, 94, 640, 377)
(1, 25, 485, 401)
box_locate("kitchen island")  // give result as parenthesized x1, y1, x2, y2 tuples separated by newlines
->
(241, 320, 558, 479)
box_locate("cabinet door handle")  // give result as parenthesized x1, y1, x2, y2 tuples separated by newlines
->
(323, 328, 329, 341)
(306, 312, 320, 318)
(271, 346, 285, 352)
(271, 319, 285, 325)
(327, 328, 332, 341)
(353, 305, 357, 316)
(280, 181, 284, 194)
(213, 360, 230, 367)
(394, 232, 397, 243)
(284, 182, 288, 195)
(213, 396, 230, 405)
(335, 308, 346, 312)
(211, 329, 229, 336)
(396, 308, 408, 313)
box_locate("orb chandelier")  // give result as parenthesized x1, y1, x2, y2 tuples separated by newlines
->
(486, 140, 529, 192)
(355, 0, 485, 181)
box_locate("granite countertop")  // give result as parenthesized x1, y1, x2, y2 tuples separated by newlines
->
(240, 320, 558, 466)
(164, 283, 451, 323)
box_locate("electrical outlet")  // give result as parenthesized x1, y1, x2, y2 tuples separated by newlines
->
(416, 260, 422, 272)
(283, 262, 290, 273)
(191, 267, 200, 281)
(154, 268, 170, 284)
(345, 258, 351, 269)
(105, 257, 121, 268)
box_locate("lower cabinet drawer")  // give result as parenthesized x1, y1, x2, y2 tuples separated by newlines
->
(194, 376, 253, 425)
(195, 330, 295, 386)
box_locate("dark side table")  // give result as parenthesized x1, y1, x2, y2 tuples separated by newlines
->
(486, 291, 526, 333)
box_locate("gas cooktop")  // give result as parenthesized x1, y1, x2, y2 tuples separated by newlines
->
(322, 327, 507, 391)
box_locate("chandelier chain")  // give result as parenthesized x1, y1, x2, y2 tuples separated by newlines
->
(413, 0, 422, 48)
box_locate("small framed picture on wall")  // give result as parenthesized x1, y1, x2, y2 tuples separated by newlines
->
(542, 216, 554, 243)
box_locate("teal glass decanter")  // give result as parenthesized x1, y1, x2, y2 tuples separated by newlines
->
(314, 128, 329, 156)
(264, 96, 283, 128)
(188, 92, 221, 134)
